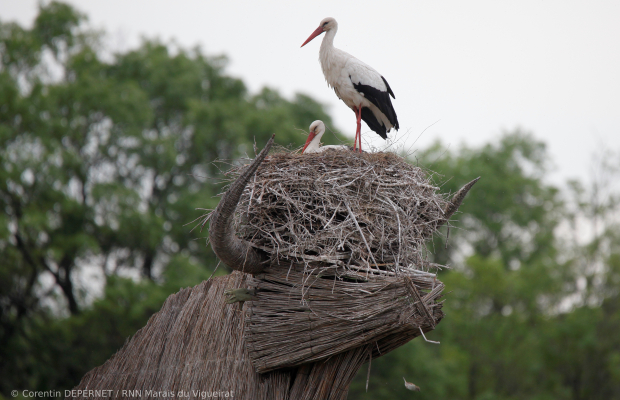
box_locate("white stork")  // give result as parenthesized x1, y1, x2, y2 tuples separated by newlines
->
(301, 120, 350, 154)
(301, 17, 399, 152)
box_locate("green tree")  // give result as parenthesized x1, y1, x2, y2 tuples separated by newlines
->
(542, 149, 620, 400)
(420, 132, 563, 267)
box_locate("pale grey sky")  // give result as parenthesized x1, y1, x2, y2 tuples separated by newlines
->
(2, 0, 619, 184)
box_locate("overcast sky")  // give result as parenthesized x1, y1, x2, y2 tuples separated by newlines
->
(2, 0, 619, 184)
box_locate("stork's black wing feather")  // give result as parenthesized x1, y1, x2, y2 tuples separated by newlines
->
(381, 76, 395, 99)
(351, 76, 399, 136)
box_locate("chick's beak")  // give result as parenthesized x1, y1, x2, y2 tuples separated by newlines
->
(302, 130, 316, 153)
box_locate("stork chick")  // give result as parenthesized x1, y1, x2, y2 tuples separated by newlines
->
(302, 120, 349, 154)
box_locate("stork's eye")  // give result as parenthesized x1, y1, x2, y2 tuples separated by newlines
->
(322, 22, 328, 27)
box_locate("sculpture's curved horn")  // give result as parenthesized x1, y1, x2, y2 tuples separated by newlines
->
(209, 135, 275, 275)
(438, 177, 480, 227)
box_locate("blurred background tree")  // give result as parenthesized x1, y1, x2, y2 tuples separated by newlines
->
(1, 2, 619, 399)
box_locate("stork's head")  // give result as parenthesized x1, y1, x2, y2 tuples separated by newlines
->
(301, 17, 337, 47)
(302, 120, 326, 153)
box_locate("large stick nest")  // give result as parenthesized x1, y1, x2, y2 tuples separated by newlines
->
(222, 149, 449, 276)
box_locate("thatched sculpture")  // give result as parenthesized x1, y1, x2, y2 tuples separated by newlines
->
(72, 135, 478, 399)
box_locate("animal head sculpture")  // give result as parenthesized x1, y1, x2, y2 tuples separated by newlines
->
(208, 135, 479, 373)
(71, 136, 479, 399)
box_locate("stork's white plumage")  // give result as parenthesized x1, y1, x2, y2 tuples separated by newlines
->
(301, 17, 399, 152)
(301, 120, 350, 154)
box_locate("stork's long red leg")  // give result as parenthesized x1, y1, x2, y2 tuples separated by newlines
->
(356, 105, 363, 153)
(352, 106, 359, 151)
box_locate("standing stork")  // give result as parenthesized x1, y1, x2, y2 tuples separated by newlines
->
(301, 17, 399, 152)
(302, 120, 350, 154)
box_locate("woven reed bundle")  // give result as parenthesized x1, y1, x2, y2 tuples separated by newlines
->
(219, 149, 450, 276)
(245, 263, 445, 373)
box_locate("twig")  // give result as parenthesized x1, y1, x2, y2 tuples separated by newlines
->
(419, 327, 440, 344)
(344, 202, 379, 268)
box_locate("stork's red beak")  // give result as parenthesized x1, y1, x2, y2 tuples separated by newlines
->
(301, 26, 325, 47)
(301, 131, 316, 153)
